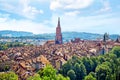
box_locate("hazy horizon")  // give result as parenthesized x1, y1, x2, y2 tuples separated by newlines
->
(0, 0, 120, 34)
(1, 30, 120, 36)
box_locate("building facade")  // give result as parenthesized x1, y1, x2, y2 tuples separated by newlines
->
(55, 17, 63, 44)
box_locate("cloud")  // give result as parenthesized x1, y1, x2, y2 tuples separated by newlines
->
(0, 0, 44, 19)
(97, 0, 111, 13)
(20, 0, 44, 19)
(22, 5, 44, 19)
(0, 1, 16, 12)
(0, 13, 10, 18)
(1, 11, 120, 34)
(0, 0, 120, 35)
(51, 12, 120, 34)
(0, 18, 7, 22)
(35, 0, 50, 3)
(50, 0, 94, 11)
(64, 11, 80, 16)
(0, 19, 55, 34)
(0, 13, 10, 22)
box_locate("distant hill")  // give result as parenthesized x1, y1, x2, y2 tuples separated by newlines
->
(63, 32, 102, 40)
(0, 30, 119, 41)
(0, 30, 34, 37)
(36, 32, 119, 41)
(34, 32, 102, 40)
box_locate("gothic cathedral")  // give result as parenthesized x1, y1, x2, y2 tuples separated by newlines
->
(55, 17, 63, 44)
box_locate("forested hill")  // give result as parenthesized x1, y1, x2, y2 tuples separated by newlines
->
(0, 30, 34, 37)
(0, 30, 119, 40)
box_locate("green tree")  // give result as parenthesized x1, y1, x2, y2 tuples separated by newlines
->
(0, 71, 18, 80)
(95, 64, 112, 80)
(97, 55, 105, 64)
(74, 63, 87, 80)
(115, 58, 120, 80)
(84, 74, 96, 80)
(104, 53, 118, 74)
(27, 74, 41, 80)
(91, 56, 100, 72)
(37, 65, 70, 80)
(38, 65, 56, 80)
(82, 57, 94, 74)
(56, 74, 70, 80)
(89, 72, 96, 78)
(60, 61, 72, 76)
(67, 69, 76, 80)
(71, 56, 82, 65)
(112, 46, 120, 57)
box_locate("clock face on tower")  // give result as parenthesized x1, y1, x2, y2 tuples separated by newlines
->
(55, 17, 63, 44)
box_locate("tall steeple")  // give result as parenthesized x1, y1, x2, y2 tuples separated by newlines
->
(57, 17, 60, 27)
(55, 17, 63, 44)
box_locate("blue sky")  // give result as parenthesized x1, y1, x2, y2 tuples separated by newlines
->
(0, 0, 120, 34)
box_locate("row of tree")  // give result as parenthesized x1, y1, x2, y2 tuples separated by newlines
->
(59, 46, 120, 80)
(0, 65, 70, 80)
(0, 72, 18, 80)
(0, 42, 33, 50)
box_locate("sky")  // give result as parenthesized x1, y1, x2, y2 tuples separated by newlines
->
(0, 0, 120, 34)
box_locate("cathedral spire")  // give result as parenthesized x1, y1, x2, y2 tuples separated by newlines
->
(55, 17, 63, 44)
(57, 17, 60, 28)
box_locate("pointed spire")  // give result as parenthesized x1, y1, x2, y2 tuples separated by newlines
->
(57, 17, 60, 27)
(116, 35, 120, 42)
(55, 17, 62, 44)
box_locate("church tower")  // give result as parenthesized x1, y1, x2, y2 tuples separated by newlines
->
(55, 17, 63, 44)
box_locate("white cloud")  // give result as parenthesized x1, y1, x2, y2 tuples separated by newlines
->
(20, 0, 44, 19)
(1, 12, 120, 34)
(35, 0, 50, 3)
(50, 0, 94, 10)
(0, 19, 55, 34)
(0, 10, 120, 34)
(0, 13, 10, 18)
(22, 5, 44, 19)
(0, 18, 7, 22)
(0, 0, 44, 19)
(97, 0, 111, 13)
(0, 0, 120, 35)
(0, 1, 16, 12)
(0, 13, 10, 22)
(51, 12, 120, 34)
(64, 11, 80, 16)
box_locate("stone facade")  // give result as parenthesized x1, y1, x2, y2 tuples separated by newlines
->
(55, 17, 63, 44)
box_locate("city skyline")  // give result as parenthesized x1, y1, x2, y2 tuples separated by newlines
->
(0, 0, 120, 34)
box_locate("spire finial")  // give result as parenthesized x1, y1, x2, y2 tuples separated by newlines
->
(58, 17, 60, 21)
(58, 17, 60, 27)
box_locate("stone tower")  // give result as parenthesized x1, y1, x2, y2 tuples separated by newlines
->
(55, 17, 63, 44)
